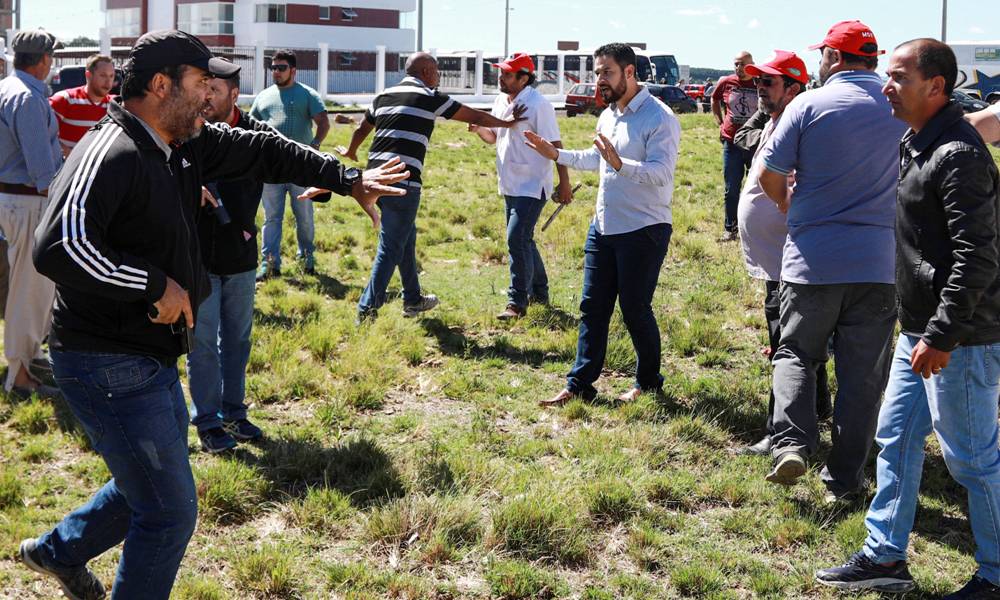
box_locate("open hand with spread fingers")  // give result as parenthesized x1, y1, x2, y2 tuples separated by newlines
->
(523, 130, 559, 160)
(593, 133, 622, 171)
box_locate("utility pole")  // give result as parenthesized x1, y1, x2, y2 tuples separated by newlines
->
(416, 0, 423, 52)
(941, 0, 947, 43)
(503, 0, 510, 58)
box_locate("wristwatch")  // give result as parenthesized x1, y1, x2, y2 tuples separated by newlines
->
(342, 167, 362, 189)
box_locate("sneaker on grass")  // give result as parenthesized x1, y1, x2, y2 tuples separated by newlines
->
(815, 551, 915, 593)
(402, 294, 439, 318)
(223, 418, 263, 442)
(942, 575, 1000, 599)
(20, 538, 106, 600)
(198, 427, 237, 454)
(764, 450, 806, 485)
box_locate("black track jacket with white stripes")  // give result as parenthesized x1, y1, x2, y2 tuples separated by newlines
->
(34, 99, 354, 358)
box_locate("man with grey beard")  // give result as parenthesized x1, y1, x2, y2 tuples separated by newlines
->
(21, 30, 409, 600)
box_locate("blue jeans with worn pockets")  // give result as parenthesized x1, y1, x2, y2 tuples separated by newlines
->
(38, 350, 197, 599)
(187, 269, 255, 433)
(862, 334, 1000, 585)
(358, 184, 422, 314)
(566, 222, 671, 399)
(505, 194, 549, 308)
(260, 182, 313, 268)
(722, 139, 753, 232)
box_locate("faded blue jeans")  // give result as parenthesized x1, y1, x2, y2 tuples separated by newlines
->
(863, 334, 1000, 585)
(260, 182, 313, 269)
(38, 350, 197, 599)
(505, 194, 549, 308)
(358, 183, 422, 314)
(722, 139, 753, 232)
(186, 269, 255, 433)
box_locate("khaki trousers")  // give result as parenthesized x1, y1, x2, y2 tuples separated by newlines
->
(0, 192, 55, 389)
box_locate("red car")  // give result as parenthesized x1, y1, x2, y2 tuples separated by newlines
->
(565, 83, 607, 117)
(683, 84, 706, 101)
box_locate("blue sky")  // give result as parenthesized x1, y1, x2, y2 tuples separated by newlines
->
(20, 0, 1000, 70)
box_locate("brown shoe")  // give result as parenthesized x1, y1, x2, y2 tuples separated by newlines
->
(539, 388, 576, 407)
(496, 304, 526, 320)
(617, 387, 643, 403)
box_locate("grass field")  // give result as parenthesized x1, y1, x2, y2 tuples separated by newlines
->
(1, 112, 998, 599)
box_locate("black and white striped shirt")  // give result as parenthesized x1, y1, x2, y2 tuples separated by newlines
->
(364, 76, 461, 184)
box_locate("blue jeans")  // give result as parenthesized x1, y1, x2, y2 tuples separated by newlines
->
(722, 139, 753, 232)
(567, 223, 671, 398)
(358, 184, 422, 313)
(863, 334, 1000, 585)
(505, 194, 549, 308)
(260, 182, 313, 268)
(186, 270, 255, 433)
(38, 350, 197, 599)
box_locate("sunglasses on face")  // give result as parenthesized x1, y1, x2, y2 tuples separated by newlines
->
(753, 77, 779, 88)
(270, 64, 290, 72)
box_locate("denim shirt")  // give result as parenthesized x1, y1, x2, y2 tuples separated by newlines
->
(556, 87, 680, 235)
(0, 70, 62, 191)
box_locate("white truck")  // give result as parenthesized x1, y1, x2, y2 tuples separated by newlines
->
(949, 42, 1000, 104)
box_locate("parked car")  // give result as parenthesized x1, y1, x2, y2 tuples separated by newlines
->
(565, 83, 605, 117)
(683, 84, 706, 101)
(951, 89, 990, 113)
(646, 84, 698, 114)
(46, 65, 123, 97)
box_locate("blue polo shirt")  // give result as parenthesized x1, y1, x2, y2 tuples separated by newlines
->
(760, 70, 907, 285)
(0, 70, 61, 191)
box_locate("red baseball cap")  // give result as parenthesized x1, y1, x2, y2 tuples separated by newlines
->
(492, 52, 535, 74)
(808, 20, 885, 56)
(745, 50, 809, 84)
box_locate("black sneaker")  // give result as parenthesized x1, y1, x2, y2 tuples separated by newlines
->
(198, 427, 237, 454)
(737, 435, 772, 456)
(19, 538, 106, 600)
(765, 450, 806, 485)
(815, 551, 915, 593)
(223, 418, 263, 442)
(943, 575, 1000, 599)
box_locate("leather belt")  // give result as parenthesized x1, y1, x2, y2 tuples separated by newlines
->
(0, 183, 45, 197)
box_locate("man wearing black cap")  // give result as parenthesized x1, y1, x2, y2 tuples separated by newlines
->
(19, 30, 408, 600)
(0, 29, 64, 399)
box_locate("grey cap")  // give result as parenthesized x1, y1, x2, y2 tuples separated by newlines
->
(11, 30, 63, 54)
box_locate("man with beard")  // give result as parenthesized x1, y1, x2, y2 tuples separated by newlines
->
(712, 50, 758, 242)
(187, 67, 274, 453)
(339, 52, 528, 322)
(757, 21, 906, 502)
(732, 51, 831, 456)
(20, 31, 408, 600)
(468, 52, 573, 319)
(49, 54, 116, 157)
(817, 39, 1000, 599)
(525, 43, 680, 406)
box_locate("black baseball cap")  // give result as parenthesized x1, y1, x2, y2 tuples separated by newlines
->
(125, 30, 240, 78)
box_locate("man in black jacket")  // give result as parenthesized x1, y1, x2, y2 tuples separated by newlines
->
(20, 31, 408, 600)
(188, 67, 270, 454)
(817, 39, 1000, 599)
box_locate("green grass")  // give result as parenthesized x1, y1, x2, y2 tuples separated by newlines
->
(1, 113, 996, 598)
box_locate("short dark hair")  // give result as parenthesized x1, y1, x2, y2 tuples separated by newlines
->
(516, 71, 537, 87)
(86, 54, 113, 73)
(781, 75, 805, 92)
(272, 49, 296, 69)
(594, 43, 636, 73)
(14, 52, 45, 70)
(223, 71, 241, 91)
(837, 44, 879, 70)
(899, 38, 958, 95)
(120, 64, 186, 100)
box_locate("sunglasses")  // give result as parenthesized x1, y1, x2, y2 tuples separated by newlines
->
(270, 64, 290, 72)
(753, 76, 779, 88)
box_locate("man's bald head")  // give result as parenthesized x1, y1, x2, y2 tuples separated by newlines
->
(404, 52, 440, 88)
(734, 51, 754, 80)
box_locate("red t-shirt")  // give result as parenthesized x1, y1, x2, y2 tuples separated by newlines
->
(48, 86, 111, 149)
(711, 74, 758, 141)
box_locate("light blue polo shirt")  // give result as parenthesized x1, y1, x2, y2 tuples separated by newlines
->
(760, 70, 907, 285)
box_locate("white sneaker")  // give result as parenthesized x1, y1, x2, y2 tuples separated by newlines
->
(402, 294, 439, 318)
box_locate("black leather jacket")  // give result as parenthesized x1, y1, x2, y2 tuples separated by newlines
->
(896, 101, 1000, 350)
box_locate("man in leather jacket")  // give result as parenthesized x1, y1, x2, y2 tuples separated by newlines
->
(817, 39, 1000, 599)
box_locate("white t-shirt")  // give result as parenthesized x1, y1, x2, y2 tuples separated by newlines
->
(491, 85, 561, 199)
(737, 118, 786, 281)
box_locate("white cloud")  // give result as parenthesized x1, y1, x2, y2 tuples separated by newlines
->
(748, 18, 760, 29)
(609, 19, 625, 30)
(718, 14, 732, 25)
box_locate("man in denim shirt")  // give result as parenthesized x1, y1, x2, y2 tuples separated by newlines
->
(526, 43, 680, 406)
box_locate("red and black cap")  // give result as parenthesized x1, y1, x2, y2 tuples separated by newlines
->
(125, 30, 241, 78)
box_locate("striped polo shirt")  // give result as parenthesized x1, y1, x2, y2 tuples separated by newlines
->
(49, 86, 111, 149)
(364, 76, 461, 184)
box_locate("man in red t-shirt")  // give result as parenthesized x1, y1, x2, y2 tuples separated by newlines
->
(48, 54, 114, 157)
(711, 50, 758, 241)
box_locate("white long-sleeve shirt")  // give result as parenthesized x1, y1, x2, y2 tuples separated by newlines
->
(556, 86, 680, 235)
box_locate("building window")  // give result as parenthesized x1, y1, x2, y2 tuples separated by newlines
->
(255, 3, 286, 23)
(107, 7, 141, 38)
(178, 2, 235, 35)
(975, 48, 1000, 62)
(339, 52, 356, 67)
(341, 7, 358, 21)
(318, 6, 330, 20)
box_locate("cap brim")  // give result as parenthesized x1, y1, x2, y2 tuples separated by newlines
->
(807, 42, 826, 51)
(207, 57, 241, 78)
(492, 62, 514, 72)
(745, 64, 781, 77)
